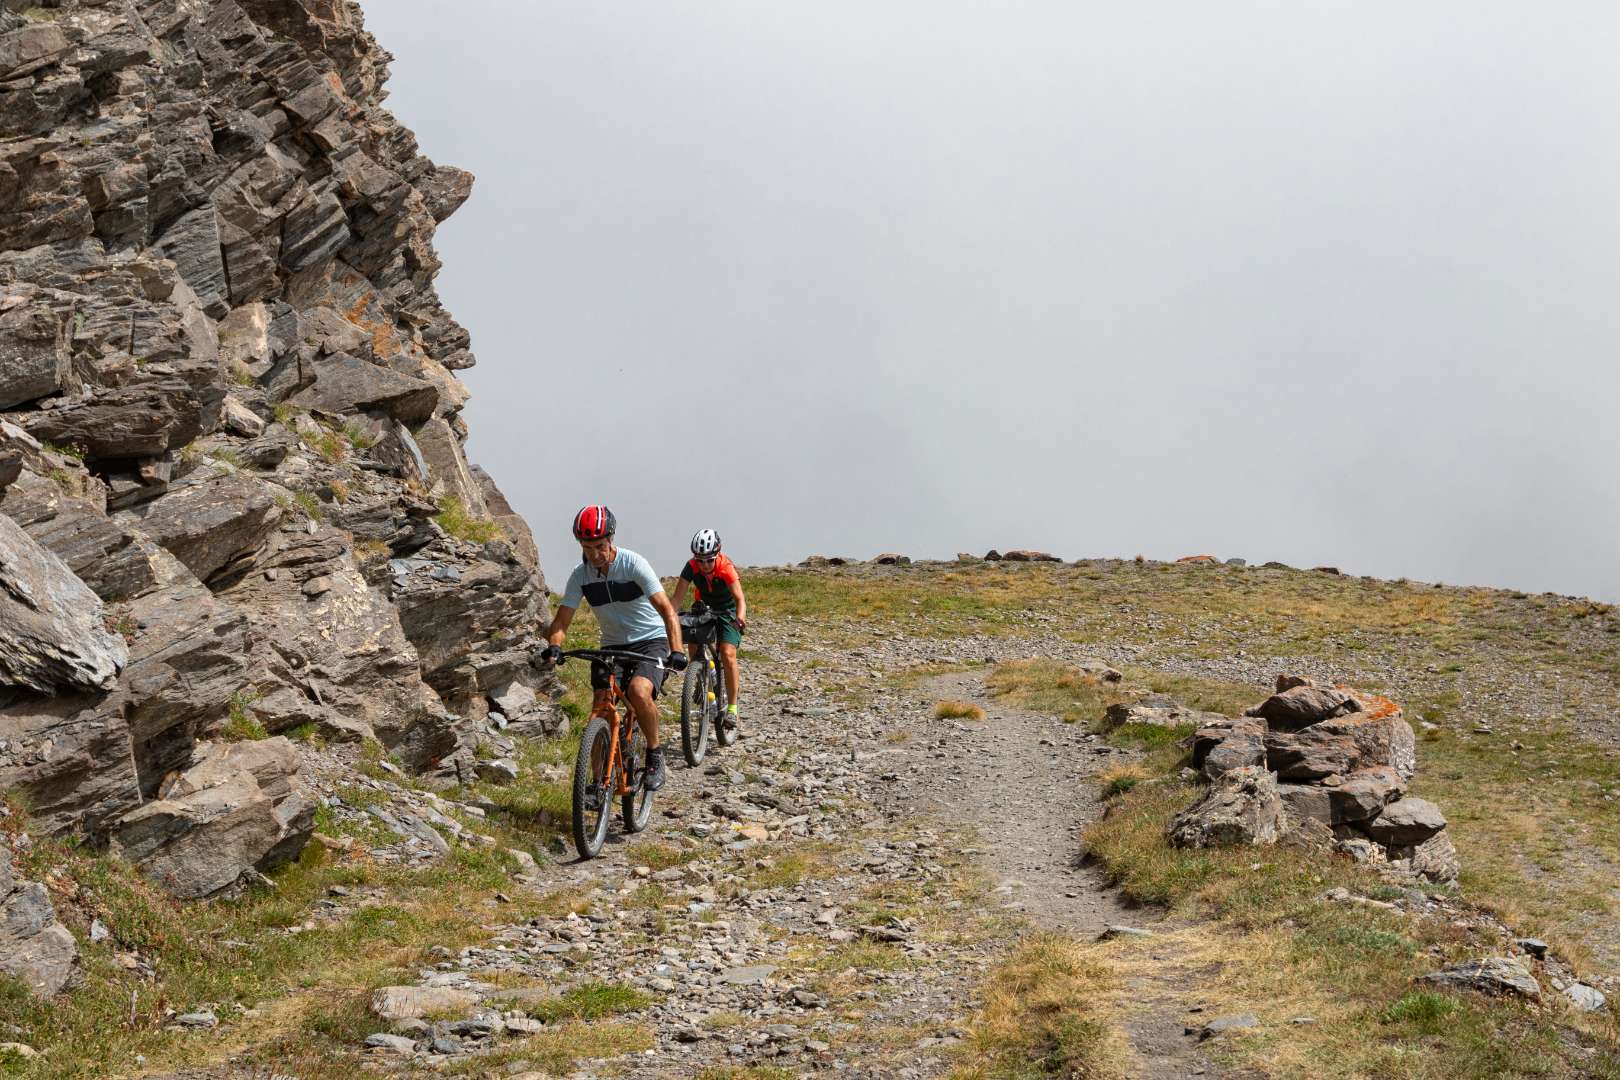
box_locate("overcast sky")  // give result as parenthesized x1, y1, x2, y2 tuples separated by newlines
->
(365, 2, 1620, 602)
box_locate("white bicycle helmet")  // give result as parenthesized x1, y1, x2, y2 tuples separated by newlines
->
(690, 528, 722, 557)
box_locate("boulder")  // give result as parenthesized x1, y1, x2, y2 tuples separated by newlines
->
(1265, 710, 1416, 783)
(1388, 830, 1460, 884)
(1001, 550, 1060, 562)
(1, 469, 167, 601)
(1323, 766, 1406, 823)
(220, 396, 265, 438)
(873, 553, 911, 566)
(1168, 765, 1282, 848)
(1276, 782, 1334, 826)
(0, 837, 79, 997)
(120, 471, 282, 584)
(391, 544, 552, 722)
(1191, 718, 1266, 780)
(1419, 957, 1540, 999)
(23, 378, 205, 462)
(1365, 798, 1447, 846)
(1563, 984, 1607, 1012)
(1074, 659, 1123, 683)
(0, 689, 143, 835)
(0, 301, 70, 408)
(1105, 694, 1224, 731)
(0, 24, 72, 80)
(284, 352, 438, 426)
(218, 530, 441, 748)
(411, 416, 488, 517)
(0, 512, 127, 693)
(1251, 681, 1360, 730)
(110, 739, 313, 898)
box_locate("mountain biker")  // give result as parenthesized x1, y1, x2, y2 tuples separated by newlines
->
(539, 506, 686, 791)
(670, 528, 747, 731)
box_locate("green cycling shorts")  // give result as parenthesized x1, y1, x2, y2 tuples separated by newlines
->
(715, 611, 744, 648)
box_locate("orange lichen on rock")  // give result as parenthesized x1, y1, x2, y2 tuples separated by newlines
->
(345, 294, 403, 359)
(1177, 554, 1218, 564)
(1343, 687, 1402, 720)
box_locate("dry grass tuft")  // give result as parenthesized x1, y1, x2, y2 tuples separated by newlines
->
(950, 933, 1129, 1079)
(933, 699, 986, 721)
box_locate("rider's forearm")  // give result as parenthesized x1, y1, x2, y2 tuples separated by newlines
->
(545, 605, 575, 646)
(652, 594, 684, 652)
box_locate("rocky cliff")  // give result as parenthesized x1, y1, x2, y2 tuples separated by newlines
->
(0, 0, 558, 879)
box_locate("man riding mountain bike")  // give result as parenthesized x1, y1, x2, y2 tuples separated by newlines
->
(670, 528, 747, 731)
(540, 506, 686, 791)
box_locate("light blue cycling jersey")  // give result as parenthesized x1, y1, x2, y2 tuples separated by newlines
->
(560, 548, 667, 645)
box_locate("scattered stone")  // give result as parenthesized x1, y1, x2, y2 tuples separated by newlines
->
(370, 986, 478, 1021)
(1419, 957, 1541, 998)
(1198, 1014, 1259, 1039)
(1563, 983, 1606, 1012)
(718, 965, 777, 986)
(364, 1033, 418, 1054)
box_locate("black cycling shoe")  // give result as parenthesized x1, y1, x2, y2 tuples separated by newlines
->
(644, 746, 668, 792)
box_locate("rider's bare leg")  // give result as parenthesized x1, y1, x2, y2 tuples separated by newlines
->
(626, 675, 660, 749)
(719, 642, 740, 707)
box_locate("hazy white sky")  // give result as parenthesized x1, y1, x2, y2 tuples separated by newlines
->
(365, 2, 1620, 601)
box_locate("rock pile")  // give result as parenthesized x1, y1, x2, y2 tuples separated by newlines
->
(1172, 674, 1459, 883)
(0, 0, 557, 894)
(0, 826, 80, 997)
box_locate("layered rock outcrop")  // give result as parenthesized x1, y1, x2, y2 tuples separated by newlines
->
(1173, 674, 1458, 883)
(0, 0, 558, 890)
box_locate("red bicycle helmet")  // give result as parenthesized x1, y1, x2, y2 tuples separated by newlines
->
(572, 504, 616, 541)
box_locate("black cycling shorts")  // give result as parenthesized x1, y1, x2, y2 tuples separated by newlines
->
(591, 637, 671, 698)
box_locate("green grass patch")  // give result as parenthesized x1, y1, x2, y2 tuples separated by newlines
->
(435, 496, 502, 544)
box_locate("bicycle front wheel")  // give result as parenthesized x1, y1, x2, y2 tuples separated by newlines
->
(572, 716, 614, 860)
(622, 717, 654, 833)
(680, 655, 710, 766)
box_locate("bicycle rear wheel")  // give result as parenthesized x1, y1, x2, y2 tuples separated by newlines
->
(571, 716, 614, 859)
(680, 654, 711, 766)
(621, 716, 654, 833)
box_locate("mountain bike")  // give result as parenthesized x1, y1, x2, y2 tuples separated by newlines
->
(677, 603, 734, 765)
(556, 648, 664, 860)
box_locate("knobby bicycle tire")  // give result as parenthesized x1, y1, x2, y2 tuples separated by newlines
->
(572, 716, 614, 859)
(680, 653, 710, 766)
(622, 715, 653, 833)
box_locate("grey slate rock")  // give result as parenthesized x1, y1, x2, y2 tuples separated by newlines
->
(0, 511, 126, 693)
(1419, 957, 1541, 998)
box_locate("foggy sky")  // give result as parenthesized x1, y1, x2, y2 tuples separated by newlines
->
(364, 2, 1620, 602)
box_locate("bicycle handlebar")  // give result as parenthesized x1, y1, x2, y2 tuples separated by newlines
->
(556, 647, 667, 669)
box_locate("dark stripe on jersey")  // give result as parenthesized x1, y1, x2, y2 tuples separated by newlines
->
(582, 580, 646, 607)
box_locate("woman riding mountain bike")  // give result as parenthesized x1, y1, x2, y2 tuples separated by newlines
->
(675, 601, 732, 765)
(670, 529, 747, 738)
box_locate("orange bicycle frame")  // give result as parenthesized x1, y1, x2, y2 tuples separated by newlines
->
(590, 672, 634, 797)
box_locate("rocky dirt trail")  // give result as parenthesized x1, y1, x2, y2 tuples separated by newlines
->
(344, 633, 1230, 1078)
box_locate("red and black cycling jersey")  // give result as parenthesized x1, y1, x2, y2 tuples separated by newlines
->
(680, 553, 740, 610)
